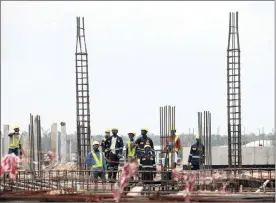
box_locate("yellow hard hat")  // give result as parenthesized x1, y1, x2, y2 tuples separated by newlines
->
(93, 141, 100, 145)
(195, 135, 200, 139)
(105, 129, 111, 133)
(111, 128, 118, 131)
(128, 131, 135, 136)
(144, 144, 151, 149)
(14, 125, 19, 129)
(171, 127, 176, 131)
(141, 128, 148, 132)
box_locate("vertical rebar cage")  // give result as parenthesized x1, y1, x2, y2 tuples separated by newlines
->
(75, 17, 91, 170)
(227, 12, 242, 168)
(159, 105, 176, 168)
(197, 111, 212, 169)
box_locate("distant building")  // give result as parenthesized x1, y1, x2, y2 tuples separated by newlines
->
(243, 140, 275, 147)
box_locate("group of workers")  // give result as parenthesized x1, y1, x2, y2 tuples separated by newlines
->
(6, 125, 205, 182)
(85, 127, 189, 182)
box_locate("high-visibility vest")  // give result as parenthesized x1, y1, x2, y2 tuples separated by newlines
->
(127, 140, 136, 157)
(174, 136, 180, 152)
(91, 152, 103, 168)
(8, 135, 21, 148)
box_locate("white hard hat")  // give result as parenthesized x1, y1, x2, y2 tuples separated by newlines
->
(93, 141, 100, 145)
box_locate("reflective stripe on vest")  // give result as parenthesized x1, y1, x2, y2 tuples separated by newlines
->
(91, 152, 103, 168)
(8, 135, 21, 148)
(127, 141, 136, 157)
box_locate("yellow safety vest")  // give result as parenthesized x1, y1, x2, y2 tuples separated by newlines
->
(127, 140, 136, 157)
(174, 136, 179, 152)
(8, 135, 21, 148)
(91, 152, 103, 168)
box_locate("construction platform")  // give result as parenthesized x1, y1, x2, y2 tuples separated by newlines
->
(0, 167, 274, 202)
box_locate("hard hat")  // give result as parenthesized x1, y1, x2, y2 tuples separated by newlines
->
(111, 128, 118, 131)
(141, 128, 148, 132)
(14, 125, 19, 129)
(144, 144, 151, 149)
(171, 127, 176, 131)
(195, 135, 200, 139)
(93, 141, 100, 145)
(105, 129, 111, 133)
(128, 131, 135, 136)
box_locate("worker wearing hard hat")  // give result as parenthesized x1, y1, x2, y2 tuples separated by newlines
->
(126, 132, 137, 163)
(106, 128, 124, 181)
(188, 135, 205, 170)
(8, 125, 22, 156)
(101, 129, 112, 160)
(166, 128, 181, 168)
(85, 141, 107, 181)
(139, 144, 156, 183)
(135, 128, 155, 158)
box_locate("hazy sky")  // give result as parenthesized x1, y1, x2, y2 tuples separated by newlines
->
(1, 1, 274, 136)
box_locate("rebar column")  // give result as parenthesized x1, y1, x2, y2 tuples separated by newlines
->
(227, 11, 242, 168)
(75, 17, 91, 170)
(197, 111, 212, 169)
(159, 105, 176, 168)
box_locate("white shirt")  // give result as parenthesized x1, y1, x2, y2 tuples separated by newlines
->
(110, 136, 117, 154)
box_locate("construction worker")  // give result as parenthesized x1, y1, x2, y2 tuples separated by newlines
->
(135, 128, 154, 158)
(85, 141, 107, 181)
(101, 129, 111, 159)
(106, 128, 124, 181)
(139, 144, 156, 183)
(126, 131, 137, 163)
(8, 125, 22, 156)
(188, 135, 205, 170)
(166, 128, 181, 168)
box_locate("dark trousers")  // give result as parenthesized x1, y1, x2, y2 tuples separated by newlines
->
(8, 148, 19, 156)
(91, 171, 105, 182)
(108, 152, 119, 180)
(191, 164, 200, 170)
(142, 168, 155, 183)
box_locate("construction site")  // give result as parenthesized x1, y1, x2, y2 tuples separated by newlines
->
(0, 10, 275, 202)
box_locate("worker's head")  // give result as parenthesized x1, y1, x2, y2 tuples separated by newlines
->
(171, 127, 176, 136)
(105, 129, 111, 137)
(14, 125, 20, 133)
(111, 128, 118, 136)
(195, 135, 200, 144)
(141, 128, 148, 138)
(144, 144, 151, 152)
(92, 141, 100, 151)
(128, 132, 135, 140)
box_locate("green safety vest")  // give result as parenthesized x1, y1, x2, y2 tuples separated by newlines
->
(8, 135, 21, 148)
(127, 140, 136, 157)
(91, 152, 103, 168)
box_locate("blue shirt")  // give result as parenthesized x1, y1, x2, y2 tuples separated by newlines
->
(85, 151, 107, 171)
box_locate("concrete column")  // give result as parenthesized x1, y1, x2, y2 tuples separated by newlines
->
(60, 122, 67, 163)
(51, 123, 58, 163)
(3, 125, 9, 156)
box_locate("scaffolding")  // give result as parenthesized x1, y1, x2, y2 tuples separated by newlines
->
(227, 12, 242, 168)
(75, 17, 91, 170)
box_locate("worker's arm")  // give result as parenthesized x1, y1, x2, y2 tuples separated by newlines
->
(125, 143, 128, 158)
(118, 137, 124, 155)
(150, 139, 154, 149)
(135, 137, 140, 145)
(102, 153, 107, 170)
(8, 132, 14, 137)
(85, 152, 94, 167)
(188, 146, 193, 163)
